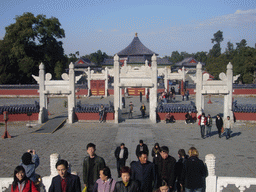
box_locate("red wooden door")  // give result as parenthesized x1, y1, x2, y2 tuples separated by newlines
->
(91, 80, 105, 95)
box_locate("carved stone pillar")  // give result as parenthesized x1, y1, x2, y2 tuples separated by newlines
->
(205, 154, 217, 192)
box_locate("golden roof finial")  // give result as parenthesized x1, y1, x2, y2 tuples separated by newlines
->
(135, 32, 138, 37)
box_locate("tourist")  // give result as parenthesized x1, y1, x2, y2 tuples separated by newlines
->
(11, 165, 38, 192)
(180, 147, 207, 192)
(135, 139, 149, 158)
(175, 149, 188, 192)
(185, 90, 190, 101)
(224, 116, 233, 139)
(83, 143, 106, 192)
(114, 166, 140, 192)
(140, 92, 142, 102)
(140, 103, 146, 118)
(151, 143, 160, 164)
(146, 91, 149, 103)
(216, 114, 223, 138)
(206, 114, 212, 137)
(93, 167, 116, 192)
(165, 112, 175, 123)
(155, 180, 169, 192)
(49, 159, 81, 192)
(181, 90, 185, 101)
(20, 150, 40, 183)
(122, 96, 125, 108)
(155, 146, 176, 191)
(114, 143, 128, 178)
(98, 104, 105, 123)
(185, 111, 193, 124)
(131, 151, 157, 192)
(198, 113, 206, 139)
(128, 102, 133, 119)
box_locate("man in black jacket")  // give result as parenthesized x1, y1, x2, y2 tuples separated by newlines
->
(114, 143, 129, 177)
(135, 140, 149, 158)
(216, 114, 223, 138)
(155, 146, 176, 191)
(131, 151, 157, 192)
(49, 159, 81, 192)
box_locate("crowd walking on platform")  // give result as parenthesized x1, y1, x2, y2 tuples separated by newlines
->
(9, 111, 235, 192)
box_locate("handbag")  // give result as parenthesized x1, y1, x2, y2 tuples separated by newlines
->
(221, 127, 224, 133)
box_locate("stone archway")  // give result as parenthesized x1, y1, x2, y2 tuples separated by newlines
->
(190, 62, 240, 120)
(113, 55, 158, 123)
(32, 63, 82, 124)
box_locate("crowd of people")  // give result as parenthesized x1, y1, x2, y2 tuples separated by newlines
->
(11, 142, 208, 192)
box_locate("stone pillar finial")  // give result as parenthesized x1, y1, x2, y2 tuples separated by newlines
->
(197, 62, 202, 69)
(205, 154, 216, 176)
(69, 62, 74, 69)
(114, 54, 119, 62)
(39, 62, 44, 70)
(50, 153, 60, 176)
(227, 62, 233, 69)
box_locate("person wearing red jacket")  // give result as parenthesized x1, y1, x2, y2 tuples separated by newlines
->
(11, 166, 38, 192)
(198, 113, 207, 139)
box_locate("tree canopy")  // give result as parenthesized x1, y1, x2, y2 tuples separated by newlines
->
(0, 12, 66, 84)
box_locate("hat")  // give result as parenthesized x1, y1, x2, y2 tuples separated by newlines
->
(22, 152, 32, 165)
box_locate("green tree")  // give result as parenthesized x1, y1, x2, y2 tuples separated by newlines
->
(236, 39, 247, 50)
(170, 51, 183, 63)
(82, 50, 109, 66)
(211, 30, 224, 44)
(0, 12, 66, 84)
(209, 30, 224, 57)
(194, 51, 207, 63)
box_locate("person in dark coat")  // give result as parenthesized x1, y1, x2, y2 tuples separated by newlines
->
(83, 143, 106, 192)
(114, 166, 140, 192)
(155, 146, 176, 191)
(216, 114, 223, 138)
(175, 149, 188, 192)
(151, 143, 160, 164)
(114, 143, 129, 177)
(135, 140, 149, 158)
(140, 92, 142, 102)
(140, 103, 146, 118)
(49, 159, 81, 192)
(131, 151, 157, 192)
(180, 147, 207, 192)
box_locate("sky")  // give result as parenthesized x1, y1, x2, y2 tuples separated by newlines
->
(0, 0, 256, 57)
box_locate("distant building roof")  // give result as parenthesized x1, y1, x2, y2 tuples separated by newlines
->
(74, 57, 97, 68)
(174, 57, 205, 68)
(101, 56, 172, 66)
(117, 33, 158, 57)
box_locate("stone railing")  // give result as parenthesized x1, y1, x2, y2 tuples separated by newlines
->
(205, 154, 256, 192)
(1, 153, 256, 192)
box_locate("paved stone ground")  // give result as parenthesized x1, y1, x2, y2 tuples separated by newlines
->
(0, 95, 256, 191)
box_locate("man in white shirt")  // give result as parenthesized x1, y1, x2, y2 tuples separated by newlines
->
(224, 116, 233, 139)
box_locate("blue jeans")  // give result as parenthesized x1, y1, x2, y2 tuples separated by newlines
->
(185, 188, 203, 192)
(206, 125, 211, 136)
(200, 125, 205, 138)
(225, 128, 231, 139)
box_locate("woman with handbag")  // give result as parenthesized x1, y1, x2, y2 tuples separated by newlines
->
(11, 166, 39, 192)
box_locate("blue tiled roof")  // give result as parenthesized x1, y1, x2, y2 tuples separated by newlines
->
(117, 35, 158, 56)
